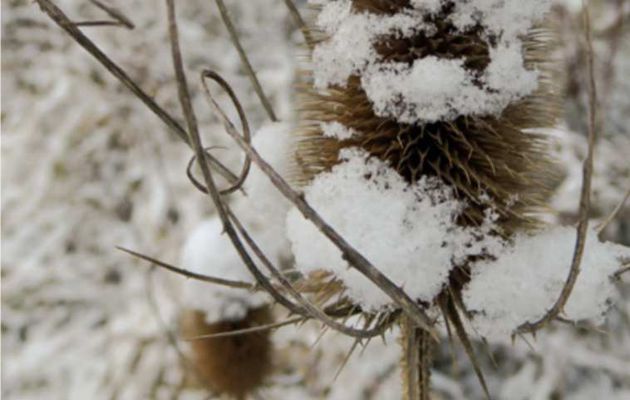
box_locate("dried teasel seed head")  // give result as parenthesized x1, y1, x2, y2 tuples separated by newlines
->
(180, 306, 273, 399)
(294, 0, 562, 235)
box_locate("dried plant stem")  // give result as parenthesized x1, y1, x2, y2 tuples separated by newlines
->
(614, 263, 630, 280)
(596, 187, 630, 236)
(185, 316, 305, 340)
(517, 1, 598, 335)
(33, 0, 238, 185)
(88, 0, 135, 29)
(214, 0, 277, 122)
(282, 0, 315, 50)
(165, 0, 304, 319)
(201, 70, 436, 336)
(117, 246, 255, 289)
(166, 0, 394, 341)
(400, 316, 432, 400)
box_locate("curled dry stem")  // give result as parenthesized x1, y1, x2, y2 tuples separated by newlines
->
(596, 187, 630, 237)
(167, 0, 394, 340)
(165, 0, 306, 319)
(516, 1, 598, 335)
(200, 70, 436, 337)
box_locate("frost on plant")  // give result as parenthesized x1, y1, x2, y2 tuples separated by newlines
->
(290, 0, 630, 342)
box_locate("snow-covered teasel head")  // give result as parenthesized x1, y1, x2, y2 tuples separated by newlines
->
(287, 0, 629, 344)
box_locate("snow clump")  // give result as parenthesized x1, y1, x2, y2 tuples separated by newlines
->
(311, 0, 551, 123)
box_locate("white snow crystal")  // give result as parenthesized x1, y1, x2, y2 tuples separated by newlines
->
(463, 226, 630, 338)
(286, 148, 501, 310)
(321, 121, 357, 140)
(311, 0, 551, 123)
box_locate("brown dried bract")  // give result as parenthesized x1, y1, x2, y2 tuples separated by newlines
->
(180, 307, 273, 399)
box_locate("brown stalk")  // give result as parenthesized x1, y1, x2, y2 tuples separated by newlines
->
(164, 0, 306, 319)
(214, 0, 278, 122)
(200, 70, 437, 336)
(228, 207, 392, 339)
(517, 1, 598, 335)
(89, 0, 135, 29)
(185, 316, 306, 341)
(282, 0, 315, 50)
(117, 246, 255, 290)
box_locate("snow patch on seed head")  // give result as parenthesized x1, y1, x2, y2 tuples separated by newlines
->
(311, 0, 551, 123)
(286, 149, 503, 310)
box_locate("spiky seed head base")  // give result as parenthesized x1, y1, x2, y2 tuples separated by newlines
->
(295, 0, 561, 235)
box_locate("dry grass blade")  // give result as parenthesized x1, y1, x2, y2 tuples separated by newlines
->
(282, 0, 314, 50)
(33, 0, 239, 185)
(116, 246, 255, 289)
(517, 1, 598, 335)
(200, 70, 437, 336)
(445, 298, 491, 400)
(184, 316, 305, 341)
(88, 0, 135, 29)
(596, 187, 630, 236)
(214, 0, 277, 122)
(165, 0, 309, 321)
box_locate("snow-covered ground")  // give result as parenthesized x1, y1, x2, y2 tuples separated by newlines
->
(2, 0, 629, 399)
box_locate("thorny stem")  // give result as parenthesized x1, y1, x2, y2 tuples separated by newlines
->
(214, 0, 278, 122)
(117, 246, 255, 289)
(166, 0, 392, 340)
(201, 70, 437, 336)
(164, 0, 305, 319)
(516, 1, 598, 335)
(400, 316, 432, 400)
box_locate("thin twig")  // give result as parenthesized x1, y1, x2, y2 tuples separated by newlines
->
(185, 316, 305, 340)
(200, 70, 251, 195)
(214, 0, 277, 122)
(201, 69, 437, 336)
(33, 0, 239, 185)
(89, 0, 135, 29)
(117, 246, 255, 289)
(517, 1, 598, 335)
(596, 187, 630, 236)
(73, 20, 129, 28)
(165, 0, 306, 319)
(282, 0, 315, 50)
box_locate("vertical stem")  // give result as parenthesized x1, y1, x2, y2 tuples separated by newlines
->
(400, 316, 433, 400)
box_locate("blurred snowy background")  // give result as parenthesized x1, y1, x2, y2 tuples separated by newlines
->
(1, 0, 629, 399)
